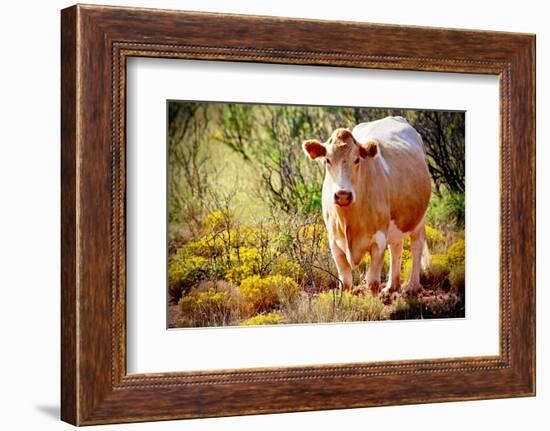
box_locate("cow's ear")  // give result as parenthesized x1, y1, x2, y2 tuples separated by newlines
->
(302, 139, 326, 160)
(359, 140, 379, 158)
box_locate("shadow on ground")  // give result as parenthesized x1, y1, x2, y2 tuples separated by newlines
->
(35, 404, 59, 420)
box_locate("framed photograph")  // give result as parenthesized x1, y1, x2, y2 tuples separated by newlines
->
(61, 4, 535, 425)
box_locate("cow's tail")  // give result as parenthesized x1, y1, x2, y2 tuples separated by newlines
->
(421, 241, 431, 271)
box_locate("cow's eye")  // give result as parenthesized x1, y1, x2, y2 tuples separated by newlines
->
(326, 159, 331, 165)
(354, 158, 360, 164)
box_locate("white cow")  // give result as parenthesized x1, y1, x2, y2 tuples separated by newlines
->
(302, 116, 431, 295)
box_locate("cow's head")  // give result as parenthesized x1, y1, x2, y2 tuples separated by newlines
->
(302, 128, 378, 207)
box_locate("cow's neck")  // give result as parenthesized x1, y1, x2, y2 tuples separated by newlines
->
(329, 161, 390, 265)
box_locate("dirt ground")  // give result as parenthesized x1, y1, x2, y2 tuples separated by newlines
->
(167, 304, 180, 329)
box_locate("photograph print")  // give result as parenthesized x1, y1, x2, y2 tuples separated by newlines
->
(167, 101, 466, 328)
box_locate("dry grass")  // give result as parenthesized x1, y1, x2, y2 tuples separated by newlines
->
(278, 290, 389, 324)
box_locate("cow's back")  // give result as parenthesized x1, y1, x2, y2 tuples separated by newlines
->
(352, 116, 424, 152)
(352, 116, 431, 233)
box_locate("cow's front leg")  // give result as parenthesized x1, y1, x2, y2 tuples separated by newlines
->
(405, 223, 426, 295)
(383, 239, 403, 294)
(329, 242, 352, 291)
(365, 231, 387, 295)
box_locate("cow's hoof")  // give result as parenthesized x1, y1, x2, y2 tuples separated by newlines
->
(379, 288, 395, 304)
(367, 281, 380, 295)
(340, 282, 353, 292)
(403, 283, 421, 296)
(382, 282, 400, 295)
(351, 286, 364, 296)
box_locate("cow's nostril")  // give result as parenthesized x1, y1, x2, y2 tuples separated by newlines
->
(334, 190, 353, 205)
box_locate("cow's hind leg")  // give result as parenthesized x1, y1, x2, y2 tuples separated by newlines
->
(365, 231, 387, 295)
(405, 222, 426, 295)
(330, 243, 352, 291)
(383, 239, 403, 294)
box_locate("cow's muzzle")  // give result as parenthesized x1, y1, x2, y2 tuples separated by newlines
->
(334, 190, 353, 207)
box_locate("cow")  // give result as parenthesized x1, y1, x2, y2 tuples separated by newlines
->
(302, 116, 431, 295)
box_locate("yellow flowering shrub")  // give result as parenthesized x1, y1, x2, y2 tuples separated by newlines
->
(446, 239, 465, 267)
(167, 251, 208, 302)
(401, 258, 412, 282)
(401, 226, 443, 247)
(430, 253, 450, 269)
(185, 235, 225, 258)
(401, 248, 412, 265)
(178, 287, 239, 327)
(240, 311, 284, 326)
(202, 210, 233, 233)
(224, 226, 259, 248)
(181, 211, 262, 260)
(402, 252, 448, 284)
(269, 255, 304, 282)
(186, 225, 260, 258)
(225, 247, 264, 285)
(297, 223, 328, 251)
(425, 225, 445, 249)
(402, 241, 463, 289)
(239, 275, 300, 313)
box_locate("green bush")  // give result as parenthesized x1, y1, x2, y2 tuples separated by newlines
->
(240, 311, 284, 326)
(426, 190, 465, 229)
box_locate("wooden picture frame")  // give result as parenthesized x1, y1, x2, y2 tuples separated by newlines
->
(61, 4, 535, 425)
